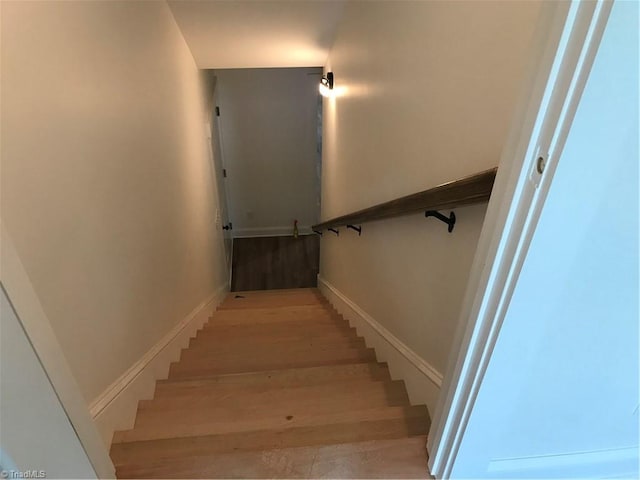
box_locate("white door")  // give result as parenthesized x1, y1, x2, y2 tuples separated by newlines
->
(208, 84, 233, 276)
(213, 68, 322, 238)
(430, 1, 638, 477)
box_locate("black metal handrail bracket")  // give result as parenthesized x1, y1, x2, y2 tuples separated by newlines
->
(346, 225, 362, 236)
(425, 210, 456, 233)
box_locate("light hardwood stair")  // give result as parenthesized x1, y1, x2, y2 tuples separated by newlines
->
(110, 288, 431, 478)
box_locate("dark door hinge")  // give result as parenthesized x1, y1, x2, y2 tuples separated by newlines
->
(223, 169, 227, 178)
(215, 106, 220, 116)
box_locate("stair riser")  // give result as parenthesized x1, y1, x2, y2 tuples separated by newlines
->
(189, 330, 364, 348)
(168, 350, 377, 379)
(180, 344, 368, 363)
(114, 405, 428, 444)
(204, 310, 341, 325)
(180, 341, 369, 359)
(199, 320, 353, 336)
(219, 295, 324, 310)
(153, 376, 385, 400)
(116, 437, 429, 480)
(138, 380, 409, 414)
(112, 422, 428, 468)
(199, 323, 351, 336)
(154, 363, 392, 393)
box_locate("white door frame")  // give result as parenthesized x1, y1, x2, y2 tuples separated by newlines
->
(426, 1, 614, 477)
(0, 224, 115, 478)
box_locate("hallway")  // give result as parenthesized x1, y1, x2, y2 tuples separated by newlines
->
(231, 236, 320, 291)
(110, 289, 430, 478)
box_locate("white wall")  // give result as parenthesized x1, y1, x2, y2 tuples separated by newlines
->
(451, 2, 639, 476)
(1, 1, 228, 406)
(215, 68, 321, 237)
(319, 1, 541, 407)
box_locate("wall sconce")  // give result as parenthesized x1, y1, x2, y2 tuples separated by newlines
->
(319, 72, 334, 97)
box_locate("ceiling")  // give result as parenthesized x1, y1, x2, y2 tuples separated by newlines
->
(167, 1, 346, 69)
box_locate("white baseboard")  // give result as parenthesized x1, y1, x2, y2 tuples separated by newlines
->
(89, 283, 229, 447)
(318, 277, 443, 417)
(232, 226, 313, 238)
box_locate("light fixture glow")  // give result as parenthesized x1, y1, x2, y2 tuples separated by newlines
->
(319, 72, 334, 97)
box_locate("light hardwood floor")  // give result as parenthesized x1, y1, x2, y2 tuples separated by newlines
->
(110, 288, 431, 478)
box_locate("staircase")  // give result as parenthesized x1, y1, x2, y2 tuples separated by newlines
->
(110, 288, 431, 478)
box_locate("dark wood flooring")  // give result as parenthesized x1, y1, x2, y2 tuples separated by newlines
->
(231, 235, 320, 291)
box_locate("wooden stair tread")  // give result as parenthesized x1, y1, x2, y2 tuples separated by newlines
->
(114, 436, 430, 479)
(192, 328, 362, 341)
(222, 289, 322, 301)
(209, 304, 339, 325)
(156, 363, 391, 390)
(207, 306, 335, 320)
(190, 328, 359, 345)
(111, 421, 428, 466)
(198, 317, 352, 335)
(230, 288, 320, 296)
(115, 404, 428, 443)
(137, 378, 409, 414)
(202, 310, 349, 326)
(176, 340, 372, 359)
(198, 321, 354, 339)
(110, 288, 430, 478)
(181, 336, 367, 359)
(185, 338, 366, 358)
(219, 291, 324, 310)
(169, 345, 376, 379)
(152, 374, 389, 401)
(197, 328, 355, 344)
(132, 381, 411, 428)
(112, 423, 428, 468)
(169, 348, 377, 379)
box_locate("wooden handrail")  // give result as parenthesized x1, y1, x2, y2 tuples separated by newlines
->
(313, 167, 497, 231)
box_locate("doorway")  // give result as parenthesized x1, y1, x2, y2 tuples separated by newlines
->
(212, 67, 323, 291)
